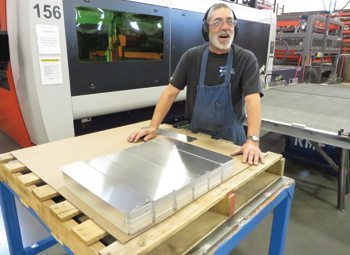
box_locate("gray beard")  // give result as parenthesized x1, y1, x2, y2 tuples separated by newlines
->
(209, 33, 234, 51)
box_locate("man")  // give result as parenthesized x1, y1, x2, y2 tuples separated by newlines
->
(128, 3, 264, 165)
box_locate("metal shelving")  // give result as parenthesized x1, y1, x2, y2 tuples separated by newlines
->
(335, 10, 350, 53)
(274, 14, 343, 83)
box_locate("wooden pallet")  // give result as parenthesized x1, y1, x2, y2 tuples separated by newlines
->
(0, 152, 284, 255)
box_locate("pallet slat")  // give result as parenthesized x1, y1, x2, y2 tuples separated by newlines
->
(4, 160, 26, 173)
(50, 200, 81, 221)
(62, 219, 79, 229)
(89, 242, 107, 254)
(33, 184, 59, 201)
(149, 210, 227, 255)
(0, 153, 14, 163)
(17, 173, 40, 186)
(43, 199, 56, 207)
(72, 219, 108, 246)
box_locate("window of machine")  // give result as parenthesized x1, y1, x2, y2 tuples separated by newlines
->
(76, 6, 164, 62)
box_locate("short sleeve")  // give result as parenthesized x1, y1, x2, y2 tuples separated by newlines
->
(169, 51, 190, 90)
(240, 51, 263, 97)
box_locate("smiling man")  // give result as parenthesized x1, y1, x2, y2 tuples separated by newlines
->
(128, 3, 264, 165)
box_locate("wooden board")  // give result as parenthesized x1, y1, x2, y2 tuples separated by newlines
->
(0, 150, 283, 255)
(1, 122, 285, 254)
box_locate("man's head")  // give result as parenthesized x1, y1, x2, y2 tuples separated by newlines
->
(202, 3, 238, 54)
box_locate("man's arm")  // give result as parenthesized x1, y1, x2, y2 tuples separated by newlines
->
(127, 83, 181, 142)
(232, 93, 265, 165)
(245, 93, 261, 140)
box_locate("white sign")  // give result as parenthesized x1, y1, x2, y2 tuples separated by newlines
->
(36, 24, 61, 54)
(39, 57, 63, 85)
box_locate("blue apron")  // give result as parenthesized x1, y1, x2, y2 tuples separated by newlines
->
(190, 46, 246, 145)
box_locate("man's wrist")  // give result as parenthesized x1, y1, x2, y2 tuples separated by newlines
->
(142, 125, 158, 133)
(247, 134, 260, 143)
(148, 125, 158, 133)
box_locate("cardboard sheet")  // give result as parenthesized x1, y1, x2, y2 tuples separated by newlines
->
(11, 121, 245, 243)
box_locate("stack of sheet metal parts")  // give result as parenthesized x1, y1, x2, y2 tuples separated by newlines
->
(62, 136, 234, 235)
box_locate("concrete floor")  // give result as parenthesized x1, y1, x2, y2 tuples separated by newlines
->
(0, 131, 349, 255)
(233, 133, 350, 255)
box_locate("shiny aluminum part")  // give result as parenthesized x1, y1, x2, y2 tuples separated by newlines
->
(208, 169, 222, 189)
(106, 151, 193, 195)
(86, 154, 179, 199)
(222, 162, 237, 181)
(63, 167, 154, 235)
(153, 193, 176, 222)
(154, 136, 233, 164)
(62, 161, 151, 213)
(125, 140, 222, 179)
(157, 128, 197, 142)
(108, 144, 192, 187)
(62, 161, 154, 235)
(174, 184, 194, 210)
(62, 136, 235, 235)
(193, 174, 210, 199)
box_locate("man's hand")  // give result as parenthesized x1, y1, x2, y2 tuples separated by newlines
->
(127, 127, 157, 143)
(231, 140, 265, 165)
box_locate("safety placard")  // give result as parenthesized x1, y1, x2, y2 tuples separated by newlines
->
(39, 57, 63, 85)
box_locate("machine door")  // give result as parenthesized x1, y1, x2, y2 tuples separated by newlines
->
(235, 20, 270, 69)
(64, 0, 170, 96)
(170, 8, 205, 74)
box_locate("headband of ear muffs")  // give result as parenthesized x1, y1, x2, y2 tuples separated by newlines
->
(201, 5, 239, 41)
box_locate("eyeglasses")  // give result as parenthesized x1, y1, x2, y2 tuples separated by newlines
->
(209, 18, 238, 28)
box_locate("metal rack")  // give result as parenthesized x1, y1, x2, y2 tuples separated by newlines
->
(335, 10, 350, 53)
(275, 14, 343, 83)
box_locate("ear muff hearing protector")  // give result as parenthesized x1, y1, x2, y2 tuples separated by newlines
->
(201, 5, 239, 41)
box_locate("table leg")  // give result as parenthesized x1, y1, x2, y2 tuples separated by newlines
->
(269, 184, 294, 255)
(0, 182, 25, 255)
(345, 150, 350, 195)
(338, 149, 349, 211)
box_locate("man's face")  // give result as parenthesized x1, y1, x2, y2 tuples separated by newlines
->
(208, 7, 235, 53)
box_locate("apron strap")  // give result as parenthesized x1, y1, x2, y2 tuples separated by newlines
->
(224, 48, 234, 84)
(199, 47, 209, 86)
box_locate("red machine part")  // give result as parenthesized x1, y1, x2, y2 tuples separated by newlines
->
(0, 0, 32, 147)
(0, 0, 6, 31)
(0, 63, 33, 148)
(0, 64, 33, 147)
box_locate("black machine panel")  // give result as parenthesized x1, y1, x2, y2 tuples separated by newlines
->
(235, 20, 270, 69)
(0, 33, 9, 62)
(0, 33, 9, 90)
(170, 9, 206, 74)
(63, 0, 170, 96)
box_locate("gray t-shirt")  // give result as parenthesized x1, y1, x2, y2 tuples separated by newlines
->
(170, 44, 262, 123)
